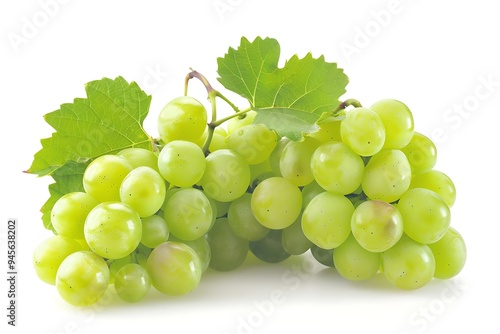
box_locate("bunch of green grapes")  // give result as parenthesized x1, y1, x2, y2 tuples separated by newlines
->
(33, 95, 466, 307)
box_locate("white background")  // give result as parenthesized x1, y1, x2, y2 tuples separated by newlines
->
(1, 0, 499, 333)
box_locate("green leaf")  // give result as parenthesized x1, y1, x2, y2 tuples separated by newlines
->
(217, 36, 349, 140)
(254, 108, 320, 141)
(27, 76, 153, 176)
(40, 161, 87, 232)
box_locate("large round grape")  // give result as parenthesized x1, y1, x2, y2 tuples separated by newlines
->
(120, 166, 166, 217)
(33, 235, 83, 285)
(279, 137, 321, 186)
(83, 155, 133, 202)
(370, 99, 414, 149)
(333, 234, 380, 281)
(361, 149, 411, 202)
(340, 107, 386, 156)
(301, 191, 354, 249)
(310, 141, 364, 194)
(400, 132, 437, 173)
(56, 251, 110, 306)
(163, 188, 213, 241)
(351, 200, 404, 252)
(157, 96, 207, 144)
(251, 177, 302, 229)
(146, 241, 202, 296)
(381, 236, 435, 290)
(51, 192, 99, 239)
(158, 140, 206, 187)
(428, 227, 466, 279)
(226, 123, 278, 165)
(198, 149, 251, 202)
(84, 202, 142, 259)
(398, 188, 451, 244)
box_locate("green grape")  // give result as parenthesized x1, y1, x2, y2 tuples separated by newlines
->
(350, 200, 404, 252)
(301, 191, 354, 249)
(333, 234, 380, 281)
(120, 166, 167, 217)
(228, 192, 270, 241)
(308, 120, 342, 143)
(397, 188, 451, 244)
(84, 202, 142, 259)
(83, 155, 133, 202)
(226, 110, 257, 135)
(409, 169, 456, 207)
(169, 235, 212, 273)
(108, 255, 132, 284)
(226, 123, 278, 165)
(51, 192, 99, 239)
(198, 149, 251, 202)
(33, 235, 83, 285)
(279, 137, 321, 186)
(163, 188, 213, 241)
(158, 140, 206, 187)
(301, 180, 325, 210)
(281, 214, 313, 255)
(268, 137, 291, 177)
(207, 218, 249, 271)
(146, 241, 202, 296)
(310, 245, 334, 267)
(381, 235, 435, 290)
(310, 141, 365, 194)
(400, 132, 437, 173)
(428, 227, 466, 279)
(251, 176, 302, 229)
(114, 263, 151, 303)
(141, 215, 169, 248)
(117, 147, 160, 173)
(157, 96, 207, 144)
(370, 99, 414, 149)
(249, 229, 291, 263)
(361, 149, 411, 202)
(340, 107, 386, 156)
(56, 251, 110, 306)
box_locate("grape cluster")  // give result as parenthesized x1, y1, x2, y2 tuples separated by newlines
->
(32, 96, 466, 306)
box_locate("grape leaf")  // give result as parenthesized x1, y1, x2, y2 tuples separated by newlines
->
(40, 161, 87, 232)
(217, 36, 349, 140)
(27, 76, 153, 176)
(253, 108, 320, 141)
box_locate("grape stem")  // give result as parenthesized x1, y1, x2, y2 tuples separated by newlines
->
(185, 69, 252, 154)
(334, 99, 362, 113)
